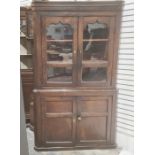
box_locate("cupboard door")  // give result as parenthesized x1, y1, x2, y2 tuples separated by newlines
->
(41, 17, 78, 86)
(41, 97, 76, 147)
(76, 97, 112, 145)
(78, 17, 115, 87)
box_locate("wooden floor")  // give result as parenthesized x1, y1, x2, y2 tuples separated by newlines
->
(26, 128, 121, 155)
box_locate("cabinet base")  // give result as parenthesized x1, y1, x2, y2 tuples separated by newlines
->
(34, 144, 116, 151)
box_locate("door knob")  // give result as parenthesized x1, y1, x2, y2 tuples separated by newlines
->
(77, 116, 82, 121)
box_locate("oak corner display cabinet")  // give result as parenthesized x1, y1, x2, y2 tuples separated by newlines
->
(32, 1, 123, 150)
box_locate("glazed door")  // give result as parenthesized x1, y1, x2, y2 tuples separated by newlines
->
(78, 17, 115, 87)
(41, 17, 78, 86)
(76, 97, 112, 146)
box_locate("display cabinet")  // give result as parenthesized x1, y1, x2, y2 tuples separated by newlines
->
(20, 6, 34, 123)
(32, 1, 122, 150)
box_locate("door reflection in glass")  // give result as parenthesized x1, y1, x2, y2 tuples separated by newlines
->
(47, 67, 72, 82)
(82, 67, 107, 82)
(46, 23, 73, 62)
(46, 22, 73, 40)
(83, 22, 109, 61)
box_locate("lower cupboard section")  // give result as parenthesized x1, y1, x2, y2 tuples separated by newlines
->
(34, 90, 116, 150)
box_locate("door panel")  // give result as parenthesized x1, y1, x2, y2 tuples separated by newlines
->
(78, 17, 115, 86)
(41, 97, 76, 147)
(45, 118, 73, 142)
(77, 97, 112, 145)
(41, 17, 78, 86)
(46, 100, 72, 113)
(78, 117, 107, 141)
(80, 99, 108, 113)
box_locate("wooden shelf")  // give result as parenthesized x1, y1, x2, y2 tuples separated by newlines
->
(20, 54, 32, 56)
(46, 39, 73, 42)
(82, 60, 108, 67)
(20, 35, 26, 38)
(20, 35, 34, 40)
(21, 68, 33, 72)
(83, 39, 109, 42)
(47, 60, 72, 67)
(21, 68, 33, 70)
(26, 36, 34, 40)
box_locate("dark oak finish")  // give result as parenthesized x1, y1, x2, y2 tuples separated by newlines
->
(76, 96, 112, 145)
(32, 1, 123, 150)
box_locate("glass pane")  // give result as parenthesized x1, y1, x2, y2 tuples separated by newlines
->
(46, 23, 73, 40)
(20, 57, 33, 69)
(47, 42, 72, 62)
(83, 41, 107, 60)
(83, 22, 108, 39)
(82, 67, 107, 82)
(83, 21, 108, 61)
(47, 67, 72, 82)
(46, 23, 73, 62)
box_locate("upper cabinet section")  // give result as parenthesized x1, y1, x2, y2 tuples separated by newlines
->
(41, 16, 115, 87)
(32, 1, 123, 87)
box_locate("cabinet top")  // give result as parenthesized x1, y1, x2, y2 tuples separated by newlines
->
(32, 1, 123, 12)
